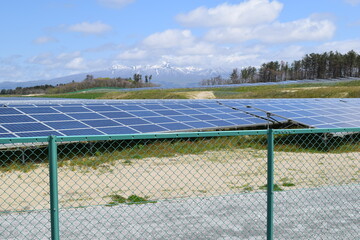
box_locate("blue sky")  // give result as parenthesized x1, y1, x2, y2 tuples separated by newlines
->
(1, 0, 360, 82)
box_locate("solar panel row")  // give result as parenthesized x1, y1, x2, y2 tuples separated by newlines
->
(0, 98, 359, 137)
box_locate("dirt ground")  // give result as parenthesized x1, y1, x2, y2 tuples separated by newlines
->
(182, 91, 216, 99)
(1, 148, 359, 212)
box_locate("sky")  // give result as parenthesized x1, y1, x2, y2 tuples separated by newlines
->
(1, 0, 360, 82)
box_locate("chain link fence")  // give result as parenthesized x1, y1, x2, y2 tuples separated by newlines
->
(273, 129, 360, 239)
(0, 129, 359, 239)
(0, 138, 51, 239)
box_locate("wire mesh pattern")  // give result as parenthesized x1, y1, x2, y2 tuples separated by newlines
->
(0, 139, 51, 239)
(55, 134, 268, 239)
(0, 128, 359, 239)
(273, 131, 360, 239)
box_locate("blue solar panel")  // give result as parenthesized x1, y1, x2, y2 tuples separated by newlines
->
(0, 115, 36, 123)
(68, 113, 105, 120)
(161, 104, 189, 110)
(206, 120, 234, 127)
(159, 122, 191, 130)
(86, 106, 118, 112)
(54, 107, 91, 113)
(2, 123, 51, 132)
(131, 111, 160, 117)
(1, 98, 359, 137)
(192, 114, 218, 121)
(130, 124, 167, 133)
(98, 126, 138, 134)
(169, 115, 199, 122)
(212, 113, 239, 120)
(18, 107, 58, 114)
(185, 121, 215, 128)
(61, 128, 104, 136)
(154, 110, 181, 116)
(176, 109, 203, 115)
(114, 118, 149, 125)
(227, 118, 254, 125)
(142, 105, 169, 110)
(0, 127, 9, 133)
(32, 114, 73, 121)
(112, 105, 146, 111)
(142, 116, 175, 124)
(45, 121, 88, 130)
(82, 119, 120, 127)
(0, 133, 17, 138)
(0, 108, 21, 115)
(17, 131, 62, 137)
(183, 104, 207, 108)
(102, 112, 135, 118)
(199, 108, 223, 114)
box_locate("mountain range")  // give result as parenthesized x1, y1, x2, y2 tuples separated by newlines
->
(0, 63, 229, 89)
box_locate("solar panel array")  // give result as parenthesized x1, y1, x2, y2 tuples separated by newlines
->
(0, 98, 359, 137)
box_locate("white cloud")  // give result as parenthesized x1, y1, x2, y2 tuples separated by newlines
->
(65, 57, 86, 70)
(205, 17, 336, 43)
(118, 48, 148, 60)
(33, 36, 57, 44)
(176, 0, 283, 27)
(142, 29, 195, 49)
(317, 39, 360, 53)
(68, 21, 112, 35)
(344, 0, 360, 6)
(28, 51, 83, 69)
(97, 0, 135, 8)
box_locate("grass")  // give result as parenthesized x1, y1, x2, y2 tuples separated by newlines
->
(29, 79, 360, 100)
(259, 184, 283, 191)
(106, 194, 157, 206)
(1, 132, 359, 172)
(279, 177, 296, 187)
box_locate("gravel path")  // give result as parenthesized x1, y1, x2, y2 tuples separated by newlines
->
(1, 185, 359, 239)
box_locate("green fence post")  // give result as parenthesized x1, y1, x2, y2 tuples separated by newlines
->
(49, 135, 60, 240)
(267, 129, 274, 240)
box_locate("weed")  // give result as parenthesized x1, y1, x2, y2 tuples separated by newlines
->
(105, 194, 157, 206)
(259, 184, 283, 191)
(282, 182, 295, 187)
(122, 159, 132, 165)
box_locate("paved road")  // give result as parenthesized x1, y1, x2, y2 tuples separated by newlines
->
(1, 185, 359, 239)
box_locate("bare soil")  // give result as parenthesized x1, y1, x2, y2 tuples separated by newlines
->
(1, 148, 359, 212)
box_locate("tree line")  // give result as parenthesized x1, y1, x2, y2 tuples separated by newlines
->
(201, 50, 360, 86)
(1, 75, 157, 95)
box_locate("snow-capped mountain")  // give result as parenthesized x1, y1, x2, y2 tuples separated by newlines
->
(0, 63, 229, 89)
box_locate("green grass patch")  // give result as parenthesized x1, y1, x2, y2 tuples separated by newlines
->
(29, 79, 360, 100)
(1, 132, 359, 172)
(106, 194, 157, 206)
(259, 184, 283, 191)
(282, 182, 296, 187)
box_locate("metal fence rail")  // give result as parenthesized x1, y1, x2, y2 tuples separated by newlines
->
(0, 128, 359, 239)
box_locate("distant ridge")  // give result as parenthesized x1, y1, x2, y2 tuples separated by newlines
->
(0, 63, 229, 89)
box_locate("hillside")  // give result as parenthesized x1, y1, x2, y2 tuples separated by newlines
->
(35, 79, 360, 100)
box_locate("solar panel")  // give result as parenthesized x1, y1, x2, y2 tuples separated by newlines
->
(18, 107, 58, 114)
(3, 122, 51, 132)
(61, 128, 104, 136)
(0, 115, 36, 123)
(98, 126, 138, 134)
(44, 121, 87, 130)
(33, 114, 73, 121)
(68, 113, 105, 120)
(0, 133, 17, 138)
(1, 98, 359, 137)
(82, 119, 119, 127)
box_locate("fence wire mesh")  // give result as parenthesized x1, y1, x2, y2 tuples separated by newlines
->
(273, 131, 360, 239)
(0, 140, 51, 239)
(55, 134, 268, 239)
(0, 129, 359, 239)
